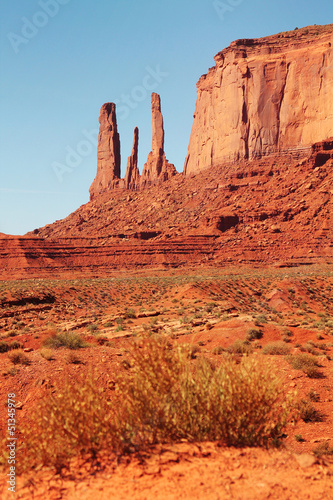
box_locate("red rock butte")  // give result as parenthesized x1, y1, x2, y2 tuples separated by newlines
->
(184, 24, 333, 175)
(2, 24, 333, 279)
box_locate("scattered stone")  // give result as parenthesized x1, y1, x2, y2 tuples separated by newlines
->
(295, 454, 317, 468)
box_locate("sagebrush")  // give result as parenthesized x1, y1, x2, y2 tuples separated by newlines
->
(5, 336, 297, 475)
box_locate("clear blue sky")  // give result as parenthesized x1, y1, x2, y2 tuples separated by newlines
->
(1, 0, 332, 235)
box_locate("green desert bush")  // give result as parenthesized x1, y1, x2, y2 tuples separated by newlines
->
(8, 336, 297, 475)
(43, 332, 89, 350)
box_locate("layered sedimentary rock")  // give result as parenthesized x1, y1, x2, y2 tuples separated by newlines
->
(184, 24, 333, 175)
(124, 127, 140, 189)
(141, 93, 177, 187)
(89, 103, 121, 199)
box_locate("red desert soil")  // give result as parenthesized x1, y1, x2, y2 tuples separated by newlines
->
(0, 267, 333, 498)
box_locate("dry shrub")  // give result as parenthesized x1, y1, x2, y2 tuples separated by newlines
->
(0, 340, 23, 353)
(43, 332, 89, 350)
(286, 353, 323, 378)
(7, 349, 30, 365)
(226, 340, 253, 355)
(313, 441, 333, 457)
(18, 371, 120, 474)
(116, 336, 296, 448)
(263, 342, 291, 355)
(39, 348, 54, 361)
(11, 336, 297, 475)
(298, 399, 324, 422)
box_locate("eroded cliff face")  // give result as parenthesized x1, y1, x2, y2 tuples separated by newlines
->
(184, 25, 333, 175)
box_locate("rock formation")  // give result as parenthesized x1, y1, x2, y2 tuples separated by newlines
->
(89, 94, 176, 196)
(141, 93, 177, 187)
(184, 24, 333, 175)
(124, 127, 140, 189)
(89, 103, 121, 199)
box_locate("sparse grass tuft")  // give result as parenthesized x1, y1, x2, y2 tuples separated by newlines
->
(43, 332, 89, 350)
(286, 353, 323, 378)
(313, 441, 333, 457)
(298, 399, 324, 422)
(39, 348, 55, 361)
(262, 342, 291, 355)
(7, 349, 30, 365)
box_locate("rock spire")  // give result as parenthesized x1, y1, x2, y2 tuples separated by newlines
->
(89, 103, 121, 200)
(89, 93, 177, 197)
(124, 127, 140, 189)
(141, 93, 177, 187)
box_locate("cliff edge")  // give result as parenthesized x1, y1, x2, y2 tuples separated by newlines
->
(184, 24, 333, 175)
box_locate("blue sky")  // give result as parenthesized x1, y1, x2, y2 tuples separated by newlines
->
(1, 0, 332, 235)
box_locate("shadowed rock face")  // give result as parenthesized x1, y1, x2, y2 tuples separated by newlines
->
(124, 127, 140, 190)
(184, 24, 333, 175)
(89, 103, 121, 199)
(141, 93, 177, 187)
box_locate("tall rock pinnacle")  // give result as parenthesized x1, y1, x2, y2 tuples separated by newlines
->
(141, 93, 177, 187)
(124, 127, 140, 189)
(89, 103, 121, 200)
(151, 93, 164, 156)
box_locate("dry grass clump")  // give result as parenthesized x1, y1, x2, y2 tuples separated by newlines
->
(298, 399, 324, 422)
(117, 337, 295, 448)
(9, 336, 297, 475)
(43, 332, 89, 350)
(262, 342, 291, 355)
(246, 328, 263, 341)
(286, 353, 323, 378)
(313, 441, 333, 457)
(226, 340, 253, 355)
(18, 371, 119, 474)
(39, 348, 55, 361)
(7, 349, 30, 365)
(0, 340, 23, 353)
